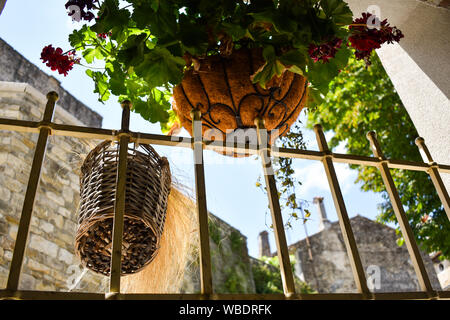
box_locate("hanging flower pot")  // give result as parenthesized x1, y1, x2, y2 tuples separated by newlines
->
(172, 48, 309, 147)
(75, 141, 171, 276)
(46, 1, 404, 150)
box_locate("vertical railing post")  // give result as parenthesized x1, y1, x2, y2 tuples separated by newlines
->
(191, 110, 213, 296)
(108, 101, 131, 298)
(415, 137, 450, 221)
(255, 118, 296, 297)
(367, 131, 435, 297)
(314, 124, 371, 298)
(6, 92, 58, 295)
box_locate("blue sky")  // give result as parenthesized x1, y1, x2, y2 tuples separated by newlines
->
(0, 0, 387, 258)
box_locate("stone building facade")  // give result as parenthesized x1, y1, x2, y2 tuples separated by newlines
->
(288, 209, 442, 293)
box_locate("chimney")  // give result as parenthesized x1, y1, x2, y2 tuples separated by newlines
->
(313, 197, 331, 232)
(258, 231, 271, 257)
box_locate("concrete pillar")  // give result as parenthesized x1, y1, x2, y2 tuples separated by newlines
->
(345, 0, 450, 191)
(313, 197, 332, 232)
(258, 231, 271, 258)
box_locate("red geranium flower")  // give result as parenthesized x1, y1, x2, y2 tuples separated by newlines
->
(309, 37, 343, 63)
(348, 13, 404, 65)
(40, 45, 79, 76)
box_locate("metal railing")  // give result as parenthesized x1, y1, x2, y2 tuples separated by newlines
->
(0, 92, 449, 300)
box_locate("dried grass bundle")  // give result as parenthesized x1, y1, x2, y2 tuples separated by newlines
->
(120, 185, 198, 293)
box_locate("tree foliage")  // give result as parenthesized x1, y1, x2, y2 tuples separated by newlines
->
(306, 52, 450, 259)
(252, 255, 315, 294)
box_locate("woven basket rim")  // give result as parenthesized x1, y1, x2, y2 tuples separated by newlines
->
(80, 140, 170, 176)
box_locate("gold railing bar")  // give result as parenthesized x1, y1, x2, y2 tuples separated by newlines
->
(191, 111, 213, 296)
(367, 131, 436, 297)
(6, 92, 58, 292)
(274, 147, 324, 161)
(0, 118, 40, 133)
(387, 159, 430, 172)
(438, 291, 450, 299)
(204, 140, 259, 155)
(134, 132, 192, 148)
(331, 153, 380, 166)
(51, 123, 116, 141)
(415, 137, 450, 221)
(314, 124, 371, 298)
(432, 165, 450, 220)
(1, 117, 450, 174)
(255, 118, 296, 297)
(372, 292, 430, 300)
(437, 164, 450, 174)
(2, 288, 448, 300)
(0, 289, 105, 300)
(2, 289, 448, 300)
(108, 101, 131, 295)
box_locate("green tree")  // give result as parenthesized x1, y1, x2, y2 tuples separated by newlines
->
(305, 52, 450, 259)
(252, 255, 315, 294)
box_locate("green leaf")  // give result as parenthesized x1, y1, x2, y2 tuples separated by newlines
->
(145, 2, 178, 38)
(69, 25, 98, 49)
(221, 22, 248, 40)
(150, 0, 160, 12)
(279, 49, 307, 74)
(249, 11, 282, 32)
(131, 2, 156, 29)
(251, 59, 285, 89)
(132, 88, 171, 124)
(93, 0, 130, 34)
(178, 14, 209, 55)
(262, 45, 276, 61)
(134, 48, 185, 87)
(320, 0, 353, 25)
(82, 47, 105, 64)
(88, 71, 111, 103)
(116, 33, 149, 66)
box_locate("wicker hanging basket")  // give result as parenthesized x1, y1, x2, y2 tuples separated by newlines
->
(75, 141, 171, 276)
(172, 47, 309, 154)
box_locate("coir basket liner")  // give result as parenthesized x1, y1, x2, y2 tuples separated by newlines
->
(75, 141, 171, 276)
(172, 48, 309, 148)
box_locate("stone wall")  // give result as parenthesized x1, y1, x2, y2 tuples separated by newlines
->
(290, 215, 441, 293)
(0, 82, 108, 292)
(181, 214, 256, 294)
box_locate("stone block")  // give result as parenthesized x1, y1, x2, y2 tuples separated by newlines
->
(27, 259, 51, 275)
(58, 248, 74, 265)
(40, 221, 54, 234)
(29, 234, 59, 259)
(9, 224, 18, 240)
(0, 187, 11, 202)
(19, 273, 37, 291)
(50, 215, 64, 230)
(45, 191, 66, 207)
